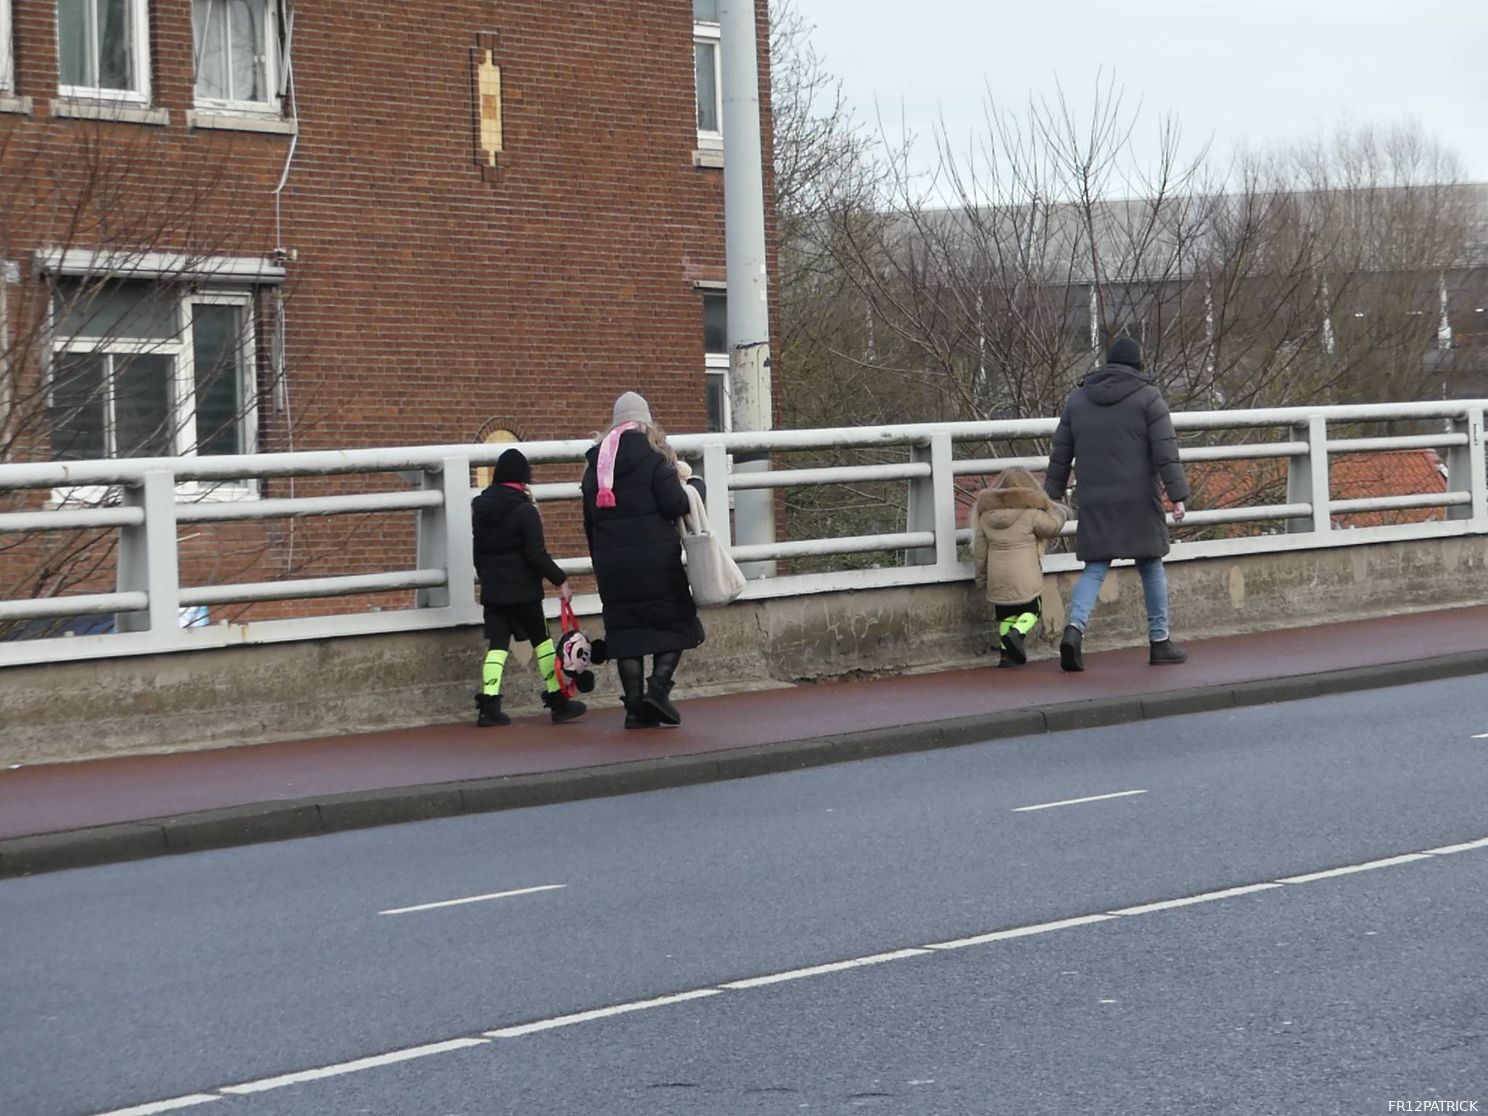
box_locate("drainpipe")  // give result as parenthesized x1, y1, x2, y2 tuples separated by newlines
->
(719, 0, 775, 576)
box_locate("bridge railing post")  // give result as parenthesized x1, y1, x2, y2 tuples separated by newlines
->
(415, 456, 477, 617)
(1446, 407, 1487, 528)
(1286, 415, 1331, 536)
(699, 441, 733, 552)
(115, 469, 180, 635)
(906, 432, 957, 569)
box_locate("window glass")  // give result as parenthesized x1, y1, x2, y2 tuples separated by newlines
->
(695, 40, 719, 134)
(96, 0, 134, 90)
(57, 0, 92, 87)
(114, 353, 171, 456)
(193, 0, 272, 104)
(705, 374, 727, 434)
(1, 0, 13, 90)
(55, 281, 177, 341)
(192, 303, 244, 455)
(50, 354, 106, 460)
(693, 0, 719, 21)
(703, 293, 727, 354)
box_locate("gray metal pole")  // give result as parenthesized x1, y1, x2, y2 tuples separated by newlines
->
(719, 0, 775, 576)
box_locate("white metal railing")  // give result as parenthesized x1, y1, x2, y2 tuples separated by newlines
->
(0, 400, 1484, 667)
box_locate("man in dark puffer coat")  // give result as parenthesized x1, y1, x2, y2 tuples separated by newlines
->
(1043, 337, 1191, 671)
(581, 392, 706, 729)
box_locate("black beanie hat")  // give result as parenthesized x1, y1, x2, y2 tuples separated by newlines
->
(494, 448, 532, 485)
(1106, 336, 1144, 371)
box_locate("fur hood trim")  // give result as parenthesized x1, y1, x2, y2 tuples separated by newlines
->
(973, 486, 1055, 515)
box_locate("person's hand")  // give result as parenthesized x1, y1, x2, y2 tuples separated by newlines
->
(675, 459, 693, 481)
(1172, 501, 1187, 524)
(558, 580, 573, 602)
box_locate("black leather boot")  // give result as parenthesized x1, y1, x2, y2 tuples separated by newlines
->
(643, 651, 682, 726)
(617, 658, 658, 729)
(475, 693, 510, 727)
(542, 691, 587, 723)
(1059, 626, 1085, 673)
(1149, 639, 1188, 665)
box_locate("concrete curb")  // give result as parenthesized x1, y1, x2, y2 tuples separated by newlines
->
(5, 649, 1487, 879)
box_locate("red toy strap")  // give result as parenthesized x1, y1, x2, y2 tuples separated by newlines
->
(559, 596, 579, 634)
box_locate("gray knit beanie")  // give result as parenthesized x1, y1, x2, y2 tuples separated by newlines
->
(611, 391, 653, 428)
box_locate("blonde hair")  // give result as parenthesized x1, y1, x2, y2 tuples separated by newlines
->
(995, 466, 1042, 492)
(595, 420, 677, 467)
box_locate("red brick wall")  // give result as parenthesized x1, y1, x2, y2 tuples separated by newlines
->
(0, 0, 780, 623)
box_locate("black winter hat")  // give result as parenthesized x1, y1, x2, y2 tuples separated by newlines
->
(1106, 336, 1144, 371)
(494, 448, 532, 485)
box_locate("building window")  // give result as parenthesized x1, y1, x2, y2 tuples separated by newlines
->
(57, 0, 151, 101)
(703, 290, 730, 432)
(48, 280, 257, 462)
(1, 0, 14, 93)
(693, 0, 721, 149)
(192, 0, 282, 112)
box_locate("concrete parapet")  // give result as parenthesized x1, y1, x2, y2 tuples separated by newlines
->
(4, 535, 1487, 765)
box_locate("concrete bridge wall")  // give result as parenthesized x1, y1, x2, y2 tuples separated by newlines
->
(5, 535, 1488, 766)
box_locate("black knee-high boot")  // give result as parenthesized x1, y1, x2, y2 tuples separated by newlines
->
(617, 657, 658, 729)
(643, 650, 682, 725)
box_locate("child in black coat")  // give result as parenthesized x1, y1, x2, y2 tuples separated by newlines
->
(471, 449, 586, 726)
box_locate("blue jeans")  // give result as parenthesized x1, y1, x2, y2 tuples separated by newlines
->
(1067, 558, 1170, 642)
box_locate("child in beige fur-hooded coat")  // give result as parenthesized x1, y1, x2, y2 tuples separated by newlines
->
(972, 466, 1069, 667)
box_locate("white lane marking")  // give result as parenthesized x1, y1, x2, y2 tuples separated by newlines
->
(219, 1038, 489, 1095)
(720, 949, 931, 989)
(96, 1098, 220, 1116)
(924, 914, 1115, 950)
(484, 989, 722, 1037)
(1013, 789, 1148, 812)
(1277, 853, 1433, 884)
(1108, 882, 1283, 917)
(88, 832, 1488, 1116)
(1472, 733, 1488, 739)
(1422, 836, 1488, 856)
(378, 884, 566, 916)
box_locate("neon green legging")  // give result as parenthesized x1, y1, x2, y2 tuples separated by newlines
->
(482, 639, 561, 696)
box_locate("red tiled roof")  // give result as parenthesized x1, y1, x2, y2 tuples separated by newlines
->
(1188, 450, 1448, 529)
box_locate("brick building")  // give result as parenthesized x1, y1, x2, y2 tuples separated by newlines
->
(0, 0, 777, 623)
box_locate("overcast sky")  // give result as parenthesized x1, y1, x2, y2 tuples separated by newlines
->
(798, 0, 1488, 185)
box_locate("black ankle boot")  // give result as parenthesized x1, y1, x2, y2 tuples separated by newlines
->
(1000, 628, 1027, 665)
(1059, 626, 1085, 672)
(624, 700, 660, 730)
(642, 678, 681, 726)
(618, 658, 658, 729)
(1149, 639, 1188, 665)
(475, 693, 510, 727)
(542, 691, 587, 723)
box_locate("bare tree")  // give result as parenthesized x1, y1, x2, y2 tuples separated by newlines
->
(0, 113, 338, 637)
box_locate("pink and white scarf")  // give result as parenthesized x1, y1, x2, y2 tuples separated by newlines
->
(595, 422, 640, 508)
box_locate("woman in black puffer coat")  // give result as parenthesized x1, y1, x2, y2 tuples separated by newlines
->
(581, 392, 705, 729)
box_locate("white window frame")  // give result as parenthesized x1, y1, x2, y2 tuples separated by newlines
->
(1, 0, 14, 94)
(191, 0, 283, 116)
(56, 0, 153, 104)
(693, 14, 722, 150)
(46, 283, 260, 506)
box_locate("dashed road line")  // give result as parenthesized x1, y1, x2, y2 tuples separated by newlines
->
(1012, 789, 1148, 812)
(484, 990, 723, 1038)
(96, 1098, 221, 1116)
(219, 1038, 491, 1096)
(378, 883, 566, 916)
(90, 832, 1488, 1116)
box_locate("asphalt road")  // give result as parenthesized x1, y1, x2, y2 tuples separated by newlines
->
(3, 675, 1487, 1116)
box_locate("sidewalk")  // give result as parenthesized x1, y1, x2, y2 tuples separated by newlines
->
(4, 605, 1488, 877)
